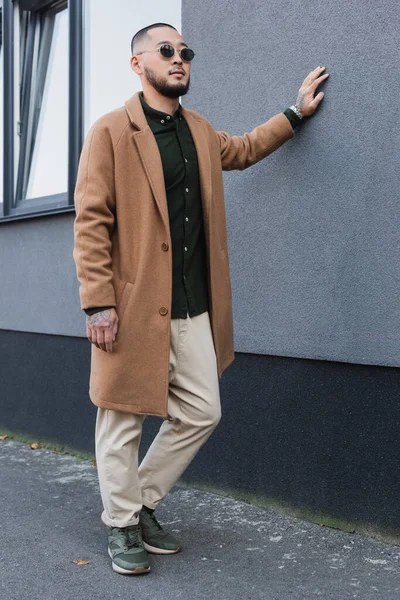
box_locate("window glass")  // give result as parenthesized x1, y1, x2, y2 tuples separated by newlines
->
(25, 8, 68, 199)
(0, 6, 3, 208)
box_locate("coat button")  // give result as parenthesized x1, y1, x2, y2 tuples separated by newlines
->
(161, 243, 169, 251)
(159, 307, 168, 316)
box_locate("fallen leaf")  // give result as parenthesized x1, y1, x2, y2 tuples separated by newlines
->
(0, 435, 8, 440)
(92, 461, 97, 466)
(52, 451, 57, 454)
(30, 443, 41, 449)
(72, 560, 89, 565)
(319, 523, 325, 527)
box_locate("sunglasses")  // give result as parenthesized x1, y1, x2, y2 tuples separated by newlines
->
(137, 44, 195, 63)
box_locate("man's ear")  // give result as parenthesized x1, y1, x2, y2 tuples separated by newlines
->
(130, 55, 143, 75)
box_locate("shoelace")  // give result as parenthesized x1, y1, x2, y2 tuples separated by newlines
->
(119, 526, 142, 549)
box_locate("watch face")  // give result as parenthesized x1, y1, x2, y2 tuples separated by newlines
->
(292, 106, 302, 118)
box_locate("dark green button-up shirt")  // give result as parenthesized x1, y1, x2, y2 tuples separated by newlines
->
(140, 93, 209, 319)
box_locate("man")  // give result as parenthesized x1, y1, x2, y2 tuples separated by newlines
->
(73, 22, 329, 576)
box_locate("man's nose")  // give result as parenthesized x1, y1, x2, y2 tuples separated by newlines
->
(172, 53, 183, 65)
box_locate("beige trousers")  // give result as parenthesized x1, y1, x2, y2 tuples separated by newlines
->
(95, 311, 221, 528)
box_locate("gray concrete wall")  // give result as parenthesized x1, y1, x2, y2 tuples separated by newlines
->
(0, 214, 85, 337)
(182, 0, 400, 367)
(1, 0, 399, 367)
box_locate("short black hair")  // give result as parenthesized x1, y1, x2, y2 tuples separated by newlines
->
(131, 23, 178, 55)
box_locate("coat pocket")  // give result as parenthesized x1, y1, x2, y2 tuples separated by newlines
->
(117, 281, 134, 326)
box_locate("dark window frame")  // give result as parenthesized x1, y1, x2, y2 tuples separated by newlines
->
(1, 0, 83, 223)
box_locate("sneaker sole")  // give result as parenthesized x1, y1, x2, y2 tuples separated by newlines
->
(143, 542, 182, 555)
(108, 547, 151, 575)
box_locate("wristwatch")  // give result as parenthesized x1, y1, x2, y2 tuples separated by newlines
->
(289, 105, 303, 119)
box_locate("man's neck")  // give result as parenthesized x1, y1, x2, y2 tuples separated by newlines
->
(142, 86, 180, 116)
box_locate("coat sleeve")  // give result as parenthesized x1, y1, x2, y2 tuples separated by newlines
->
(73, 122, 117, 311)
(217, 112, 294, 171)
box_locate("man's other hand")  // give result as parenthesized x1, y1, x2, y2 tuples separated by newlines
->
(296, 66, 329, 117)
(86, 308, 119, 353)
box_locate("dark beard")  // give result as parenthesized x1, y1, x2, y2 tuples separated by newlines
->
(144, 66, 190, 99)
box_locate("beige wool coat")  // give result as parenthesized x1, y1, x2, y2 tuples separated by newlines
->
(73, 92, 294, 417)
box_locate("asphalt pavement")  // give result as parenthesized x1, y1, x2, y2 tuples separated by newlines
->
(1, 439, 399, 600)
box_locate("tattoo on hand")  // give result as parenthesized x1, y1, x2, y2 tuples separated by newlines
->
(87, 309, 113, 328)
(296, 93, 305, 112)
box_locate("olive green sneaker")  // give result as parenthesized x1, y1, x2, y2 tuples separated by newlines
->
(139, 507, 181, 555)
(107, 524, 151, 575)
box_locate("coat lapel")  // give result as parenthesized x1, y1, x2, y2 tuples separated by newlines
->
(133, 129, 170, 227)
(124, 93, 169, 229)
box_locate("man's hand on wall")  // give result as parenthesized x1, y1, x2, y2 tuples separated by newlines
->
(86, 308, 119, 353)
(296, 66, 329, 117)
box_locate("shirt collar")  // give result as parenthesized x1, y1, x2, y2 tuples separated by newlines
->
(139, 92, 182, 123)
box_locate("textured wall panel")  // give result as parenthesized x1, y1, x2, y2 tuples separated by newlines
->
(0, 214, 86, 337)
(182, 0, 400, 366)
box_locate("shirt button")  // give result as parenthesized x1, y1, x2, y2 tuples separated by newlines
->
(184, 247, 188, 252)
(185, 217, 189, 222)
(184, 158, 188, 163)
(185, 188, 189, 193)
(161, 119, 165, 124)
(161, 242, 169, 251)
(166, 116, 171, 120)
(159, 307, 168, 316)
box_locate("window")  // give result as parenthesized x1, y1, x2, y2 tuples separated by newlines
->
(0, 3, 3, 210)
(1, 0, 83, 221)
